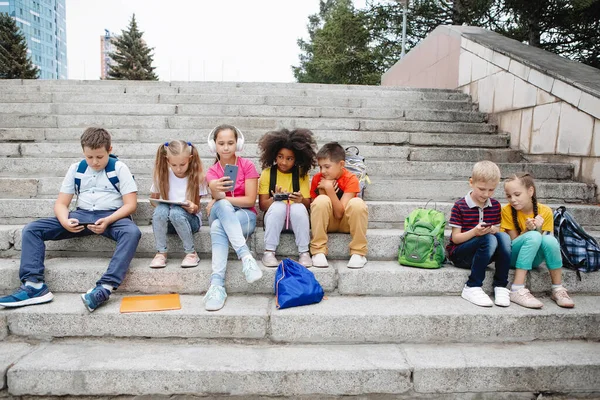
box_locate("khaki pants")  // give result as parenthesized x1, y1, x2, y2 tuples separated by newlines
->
(310, 195, 368, 256)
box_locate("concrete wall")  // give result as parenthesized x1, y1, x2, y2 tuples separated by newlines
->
(383, 26, 600, 201)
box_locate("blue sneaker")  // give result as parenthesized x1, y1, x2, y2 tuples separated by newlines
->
(80, 286, 111, 312)
(0, 284, 54, 308)
(204, 284, 227, 311)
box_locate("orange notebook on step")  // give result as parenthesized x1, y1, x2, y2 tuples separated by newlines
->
(120, 293, 181, 313)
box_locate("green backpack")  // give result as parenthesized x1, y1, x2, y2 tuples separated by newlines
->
(398, 208, 446, 269)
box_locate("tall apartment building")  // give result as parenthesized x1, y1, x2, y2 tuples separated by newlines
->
(0, 0, 67, 79)
(100, 29, 115, 80)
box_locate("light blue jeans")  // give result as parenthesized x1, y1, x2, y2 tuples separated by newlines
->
(511, 231, 562, 270)
(264, 201, 310, 253)
(152, 203, 200, 254)
(209, 199, 256, 286)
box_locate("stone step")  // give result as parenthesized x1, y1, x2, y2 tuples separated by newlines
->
(2, 293, 599, 343)
(0, 258, 596, 296)
(0, 92, 476, 111)
(0, 114, 495, 133)
(3, 340, 599, 396)
(2, 199, 600, 230)
(0, 158, 574, 180)
(14, 143, 517, 161)
(1, 173, 591, 203)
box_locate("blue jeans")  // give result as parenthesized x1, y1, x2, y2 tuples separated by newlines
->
(511, 231, 562, 270)
(19, 209, 142, 289)
(450, 232, 511, 288)
(209, 199, 256, 286)
(152, 203, 200, 253)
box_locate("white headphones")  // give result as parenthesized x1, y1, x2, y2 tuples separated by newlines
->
(207, 125, 245, 154)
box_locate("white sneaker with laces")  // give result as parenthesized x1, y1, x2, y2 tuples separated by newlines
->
(312, 253, 328, 268)
(461, 285, 494, 307)
(347, 254, 367, 269)
(494, 287, 511, 307)
(242, 255, 263, 283)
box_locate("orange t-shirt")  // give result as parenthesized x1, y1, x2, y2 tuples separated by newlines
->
(310, 168, 360, 199)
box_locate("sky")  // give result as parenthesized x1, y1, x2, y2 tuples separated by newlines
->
(66, 0, 367, 82)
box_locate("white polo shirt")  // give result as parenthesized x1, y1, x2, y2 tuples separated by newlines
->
(60, 160, 138, 211)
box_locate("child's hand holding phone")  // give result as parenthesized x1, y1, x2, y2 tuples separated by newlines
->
(223, 164, 238, 191)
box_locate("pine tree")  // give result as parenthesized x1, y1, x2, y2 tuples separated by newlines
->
(0, 12, 39, 79)
(293, 0, 380, 85)
(108, 14, 158, 80)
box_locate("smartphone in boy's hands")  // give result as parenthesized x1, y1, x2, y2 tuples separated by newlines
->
(480, 222, 492, 227)
(223, 164, 238, 190)
(77, 221, 96, 228)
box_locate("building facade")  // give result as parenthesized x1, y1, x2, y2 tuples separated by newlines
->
(0, 0, 67, 79)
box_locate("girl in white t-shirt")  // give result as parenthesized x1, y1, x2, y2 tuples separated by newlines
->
(149, 140, 207, 268)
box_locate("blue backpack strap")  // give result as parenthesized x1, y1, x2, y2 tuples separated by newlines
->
(74, 159, 88, 195)
(105, 155, 120, 193)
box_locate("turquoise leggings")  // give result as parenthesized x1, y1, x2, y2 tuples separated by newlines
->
(511, 231, 562, 270)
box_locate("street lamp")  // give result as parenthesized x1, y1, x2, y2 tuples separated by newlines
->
(397, 0, 409, 59)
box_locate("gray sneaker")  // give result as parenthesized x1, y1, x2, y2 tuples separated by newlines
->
(298, 252, 313, 267)
(242, 256, 263, 283)
(261, 251, 279, 267)
(204, 285, 227, 311)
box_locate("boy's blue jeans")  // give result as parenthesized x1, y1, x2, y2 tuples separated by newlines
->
(19, 209, 142, 289)
(152, 203, 200, 254)
(450, 232, 511, 288)
(209, 199, 256, 287)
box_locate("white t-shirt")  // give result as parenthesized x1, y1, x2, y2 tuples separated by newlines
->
(150, 169, 208, 217)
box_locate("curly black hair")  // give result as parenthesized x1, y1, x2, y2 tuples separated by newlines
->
(258, 128, 318, 177)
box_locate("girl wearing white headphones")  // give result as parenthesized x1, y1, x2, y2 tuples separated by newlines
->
(203, 124, 262, 311)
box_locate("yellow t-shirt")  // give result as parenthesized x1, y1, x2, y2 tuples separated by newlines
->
(501, 203, 553, 233)
(258, 167, 310, 203)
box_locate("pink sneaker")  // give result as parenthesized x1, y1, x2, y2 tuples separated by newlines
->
(149, 253, 167, 269)
(510, 288, 543, 309)
(181, 253, 200, 268)
(551, 287, 574, 308)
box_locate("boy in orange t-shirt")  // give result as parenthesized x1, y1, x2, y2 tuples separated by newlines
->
(310, 142, 368, 269)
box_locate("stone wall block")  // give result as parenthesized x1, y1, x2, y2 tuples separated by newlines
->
(471, 54, 488, 82)
(477, 76, 495, 113)
(508, 60, 530, 81)
(491, 51, 510, 69)
(528, 69, 554, 92)
(498, 110, 522, 150)
(557, 102, 594, 156)
(537, 88, 558, 106)
(512, 77, 537, 109)
(458, 50, 472, 87)
(580, 158, 600, 202)
(552, 80, 582, 108)
(486, 62, 502, 76)
(519, 108, 533, 153)
(530, 103, 560, 154)
(492, 72, 515, 113)
(579, 92, 600, 120)
(593, 119, 600, 157)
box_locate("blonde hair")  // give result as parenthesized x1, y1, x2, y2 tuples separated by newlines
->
(153, 140, 205, 206)
(471, 160, 501, 183)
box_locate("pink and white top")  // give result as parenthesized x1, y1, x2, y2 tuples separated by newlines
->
(206, 157, 259, 214)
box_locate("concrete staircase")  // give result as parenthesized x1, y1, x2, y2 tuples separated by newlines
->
(0, 79, 599, 398)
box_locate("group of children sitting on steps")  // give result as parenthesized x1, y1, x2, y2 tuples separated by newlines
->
(0, 129, 575, 313)
(0, 125, 368, 312)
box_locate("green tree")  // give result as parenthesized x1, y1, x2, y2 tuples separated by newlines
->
(0, 12, 39, 79)
(108, 14, 158, 80)
(293, 0, 380, 84)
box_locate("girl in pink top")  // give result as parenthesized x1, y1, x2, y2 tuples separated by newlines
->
(203, 124, 262, 311)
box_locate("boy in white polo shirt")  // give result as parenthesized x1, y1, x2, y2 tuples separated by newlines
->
(0, 128, 141, 312)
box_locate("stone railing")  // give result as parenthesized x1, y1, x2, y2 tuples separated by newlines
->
(382, 25, 600, 201)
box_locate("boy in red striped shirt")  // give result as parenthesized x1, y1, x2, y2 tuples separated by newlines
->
(446, 161, 511, 308)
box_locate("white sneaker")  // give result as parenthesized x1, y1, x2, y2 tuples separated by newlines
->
(312, 253, 328, 268)
(298, 252, 313, 267)
(261, 251, 279, 268)
(494, 287, 511, 307)
(347, 254, 367, 269)
(461, 285, 493, 307)
(242, 255, 263, 283)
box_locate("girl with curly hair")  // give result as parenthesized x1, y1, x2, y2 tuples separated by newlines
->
(257, 128, 317, 267)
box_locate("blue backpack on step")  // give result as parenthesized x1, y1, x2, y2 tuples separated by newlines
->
(274, 258, 324, 309)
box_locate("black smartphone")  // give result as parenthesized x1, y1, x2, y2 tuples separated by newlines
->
(273, 193, 290, 201)
(223, 164, 239, 190)
(77, 221, 96, 227)
(480, 222, 492, 227)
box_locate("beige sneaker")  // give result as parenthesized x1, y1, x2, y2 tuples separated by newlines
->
(298, 252, 312, 267)
(261, 251, 279, 268)
(181, 252, 200, 268)
(551, 287, 575, 308)
(510, 288, 543, 309)
(149, 253, 167, 269)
